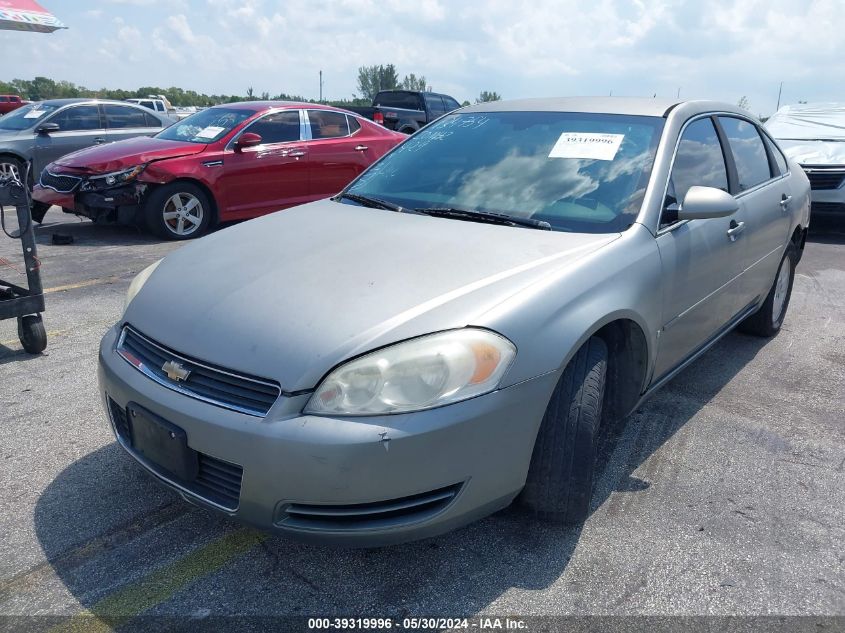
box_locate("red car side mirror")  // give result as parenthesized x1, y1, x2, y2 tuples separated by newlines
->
(235, 132, 262, 152)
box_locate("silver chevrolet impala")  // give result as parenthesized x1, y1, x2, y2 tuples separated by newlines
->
(98, 98, 810, 546)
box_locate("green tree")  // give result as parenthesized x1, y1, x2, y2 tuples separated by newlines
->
(246, 86, 255, 99)
(461, 100, 471, 107)
(476, 90, 502, 103)
(356, 64, 399, 101)
(401, 73, 427, 91)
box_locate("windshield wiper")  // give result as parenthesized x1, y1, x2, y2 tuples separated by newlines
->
(336, 192, 404, 212)
(415, 207, 551, 230)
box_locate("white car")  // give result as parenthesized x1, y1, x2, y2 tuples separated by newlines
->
(765, 103, 845, 218)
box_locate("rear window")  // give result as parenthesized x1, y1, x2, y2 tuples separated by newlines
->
(104, 104, 148, 129)
(374, 91, 422, 110)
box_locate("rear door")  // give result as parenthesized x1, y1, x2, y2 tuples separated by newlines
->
(716, 116, 792, 305)
(31, 104, 106, 173)
(305, 110, 372, 199)
(216, 109, 310, 219)
(103, 103, 165, 143)
(653, 116, 747, 379)
(423, 94, 447, 123)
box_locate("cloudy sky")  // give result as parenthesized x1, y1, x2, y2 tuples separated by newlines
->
(2, 0, 844, 115)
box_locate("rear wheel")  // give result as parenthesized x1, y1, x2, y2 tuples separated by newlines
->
(144, 182, 212, 240)
(521, 337, 607, 524)
(738, 244, 796, 337)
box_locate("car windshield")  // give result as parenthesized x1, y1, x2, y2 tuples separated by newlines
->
(346, 111, 665, 233)
(0, 103, 61, 131)
(155, 107, 252, 144)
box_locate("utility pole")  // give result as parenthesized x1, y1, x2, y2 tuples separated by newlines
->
(677, 87, 681, 98)
(319, 70, 323, 103)
(776, 81, 783, 111)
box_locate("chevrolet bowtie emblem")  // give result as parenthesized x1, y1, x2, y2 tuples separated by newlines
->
(162, 360, 191, 382)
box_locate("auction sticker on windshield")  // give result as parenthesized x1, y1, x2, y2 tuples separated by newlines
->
(549, 132, 624, 160)
(195, 126, 226, 139)
(24, 110, 46, 119)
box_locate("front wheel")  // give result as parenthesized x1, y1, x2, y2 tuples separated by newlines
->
(144, 182, 212, 240)
(739, 244, 797, 337)
(520, 337, 608, 524)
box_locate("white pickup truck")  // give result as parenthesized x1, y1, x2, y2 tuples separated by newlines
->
(125, 96, 194, 120)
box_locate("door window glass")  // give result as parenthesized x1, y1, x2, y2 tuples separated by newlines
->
(308, 110, 349, 139)
(348, 115, 361, 134)
(424, 94, 446, 117)
(718, 117, 771, 191)
(762, 132, 788, 175)
(49, 105, 102, 131)
(144, 112, 163, 128)
(667, 117, 729, 211)
(104, 104, 148, 129)
(245, 111, 301, 144)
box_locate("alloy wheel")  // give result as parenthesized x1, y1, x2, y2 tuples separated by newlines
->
(162, 192, 204, 237)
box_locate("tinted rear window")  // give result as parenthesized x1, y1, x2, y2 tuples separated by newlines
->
(374, 92, 422, 110)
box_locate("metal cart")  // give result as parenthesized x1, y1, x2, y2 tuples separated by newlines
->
(0, 174, 46, 354)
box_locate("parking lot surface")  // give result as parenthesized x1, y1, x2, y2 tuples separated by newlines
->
(0, 208, 843, 623)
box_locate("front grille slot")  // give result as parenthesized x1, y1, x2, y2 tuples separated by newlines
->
(107, 397, 243, 511)
(117, 326, 281, 416)
(40, 171, 82, 193)
(280, 484, 462, 531)
(803, 168, 845, 190)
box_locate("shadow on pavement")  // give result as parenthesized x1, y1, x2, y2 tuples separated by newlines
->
(27, 329, 772, 616)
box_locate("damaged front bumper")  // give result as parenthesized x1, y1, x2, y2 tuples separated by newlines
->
(33, 177, 146, 224)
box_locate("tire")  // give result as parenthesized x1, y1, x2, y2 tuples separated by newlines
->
(30, 202, 50, 223)
(18, 314, 47, 354)
(144, 182, 212, 240)
(738, 244, 797, 337)
(0, 156, 49, 223)
(521, 336, 608, 524)
(399, 126, 417, 135)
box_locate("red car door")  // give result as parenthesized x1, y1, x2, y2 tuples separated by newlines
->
(305, 110, 375, 199)
(217, 109, 310, 220)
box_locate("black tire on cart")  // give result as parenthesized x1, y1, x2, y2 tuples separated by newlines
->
(18, 314, 47, 354)
(520, 336, 607, 524)
(144, 182, 212, 240)
(738, 243, 797, 337)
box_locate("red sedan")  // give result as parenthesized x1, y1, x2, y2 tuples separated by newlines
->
(33, 102, 404, 239)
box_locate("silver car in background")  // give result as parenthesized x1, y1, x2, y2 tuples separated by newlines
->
(0, 98, 172, 220)
(99, 97, 810, 546)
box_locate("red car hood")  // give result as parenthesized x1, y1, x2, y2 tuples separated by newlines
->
(52, 137, 207, 173)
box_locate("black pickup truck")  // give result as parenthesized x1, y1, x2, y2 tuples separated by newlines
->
(347, 90, 462, 134)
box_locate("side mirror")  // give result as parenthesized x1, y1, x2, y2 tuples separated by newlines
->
(234, 132, 262, 152)
(677, 186, 738, 220)
(36, 122, 60, 135)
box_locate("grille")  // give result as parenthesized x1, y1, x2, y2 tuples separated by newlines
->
(803, 168, 845, 190)
(117, 326, 281, 417)
(812, 202, 845, 215)
(278, 484, 462, 531)
(107, 397, 243, 511)
(40, 171, 82, 193)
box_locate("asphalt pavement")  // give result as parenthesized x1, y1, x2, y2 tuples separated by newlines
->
(0, 208, 843, 628)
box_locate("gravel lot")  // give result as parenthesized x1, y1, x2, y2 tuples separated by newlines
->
(0, 208, 843, 627)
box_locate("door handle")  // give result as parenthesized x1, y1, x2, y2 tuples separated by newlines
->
(726, 220, 746, 242)
(779, 194, 792, 210)
(286, 149, 306, 158)
(354, 145, 368, 151)
(93, 137, 106, 144)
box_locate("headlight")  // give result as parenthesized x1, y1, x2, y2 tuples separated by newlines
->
(89, 164, 146, 189)
(123, 259, 161, 313)
(305, 329, 516, 416)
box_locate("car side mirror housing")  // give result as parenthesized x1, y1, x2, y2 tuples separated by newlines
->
(677, 185, 738, 220)
(36, 122, 60, 135)
(234, 132, 262, 152)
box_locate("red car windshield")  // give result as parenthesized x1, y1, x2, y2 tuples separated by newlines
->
(155, 107, 254, 144)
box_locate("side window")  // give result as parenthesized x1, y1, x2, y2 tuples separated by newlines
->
(0, 97, 8, 103)
(144, 112, 163, 128)
(347, 115, 361, 134)
(718, 116, 771, 191)
(424, 94, 446, 117)
(762, 132, 788, 176)
(666, 117, 729, 216)
(104, 104, 148, 129)
(49, 105, 102, 131)
(444, 97, 460, 112)
(245, 110, 301, 144)
(308, 110, 349, 139)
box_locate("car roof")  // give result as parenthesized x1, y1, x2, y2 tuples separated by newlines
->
(460, 97, 745, 118)
(32, 98, 163, 108)
(212, 101, 362, 115)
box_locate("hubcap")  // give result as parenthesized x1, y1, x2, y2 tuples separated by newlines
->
(0, 162, 21, 183)
(772, 256, 791, 325)
(162, 192, 203, 236)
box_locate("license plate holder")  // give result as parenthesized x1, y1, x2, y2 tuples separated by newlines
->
(128, 403, 198, 482)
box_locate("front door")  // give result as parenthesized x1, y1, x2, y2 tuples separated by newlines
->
(217, 110, 310, 219)
(653, 116, 747, 380)
(31, 104, 106, 174)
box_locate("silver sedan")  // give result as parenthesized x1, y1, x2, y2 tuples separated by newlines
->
(98, 97, 810, 546)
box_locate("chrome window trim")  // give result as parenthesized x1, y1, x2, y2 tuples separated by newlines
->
(116, 325, 281, 417)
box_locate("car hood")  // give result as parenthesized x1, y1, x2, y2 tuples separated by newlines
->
(52, 136, 206, 173)
(776, 139, 845, 166)
(125, 200, 618, 391)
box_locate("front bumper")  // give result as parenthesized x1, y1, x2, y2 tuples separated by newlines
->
(98, 325, 558, 546)
(32, 182, 143, 223)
